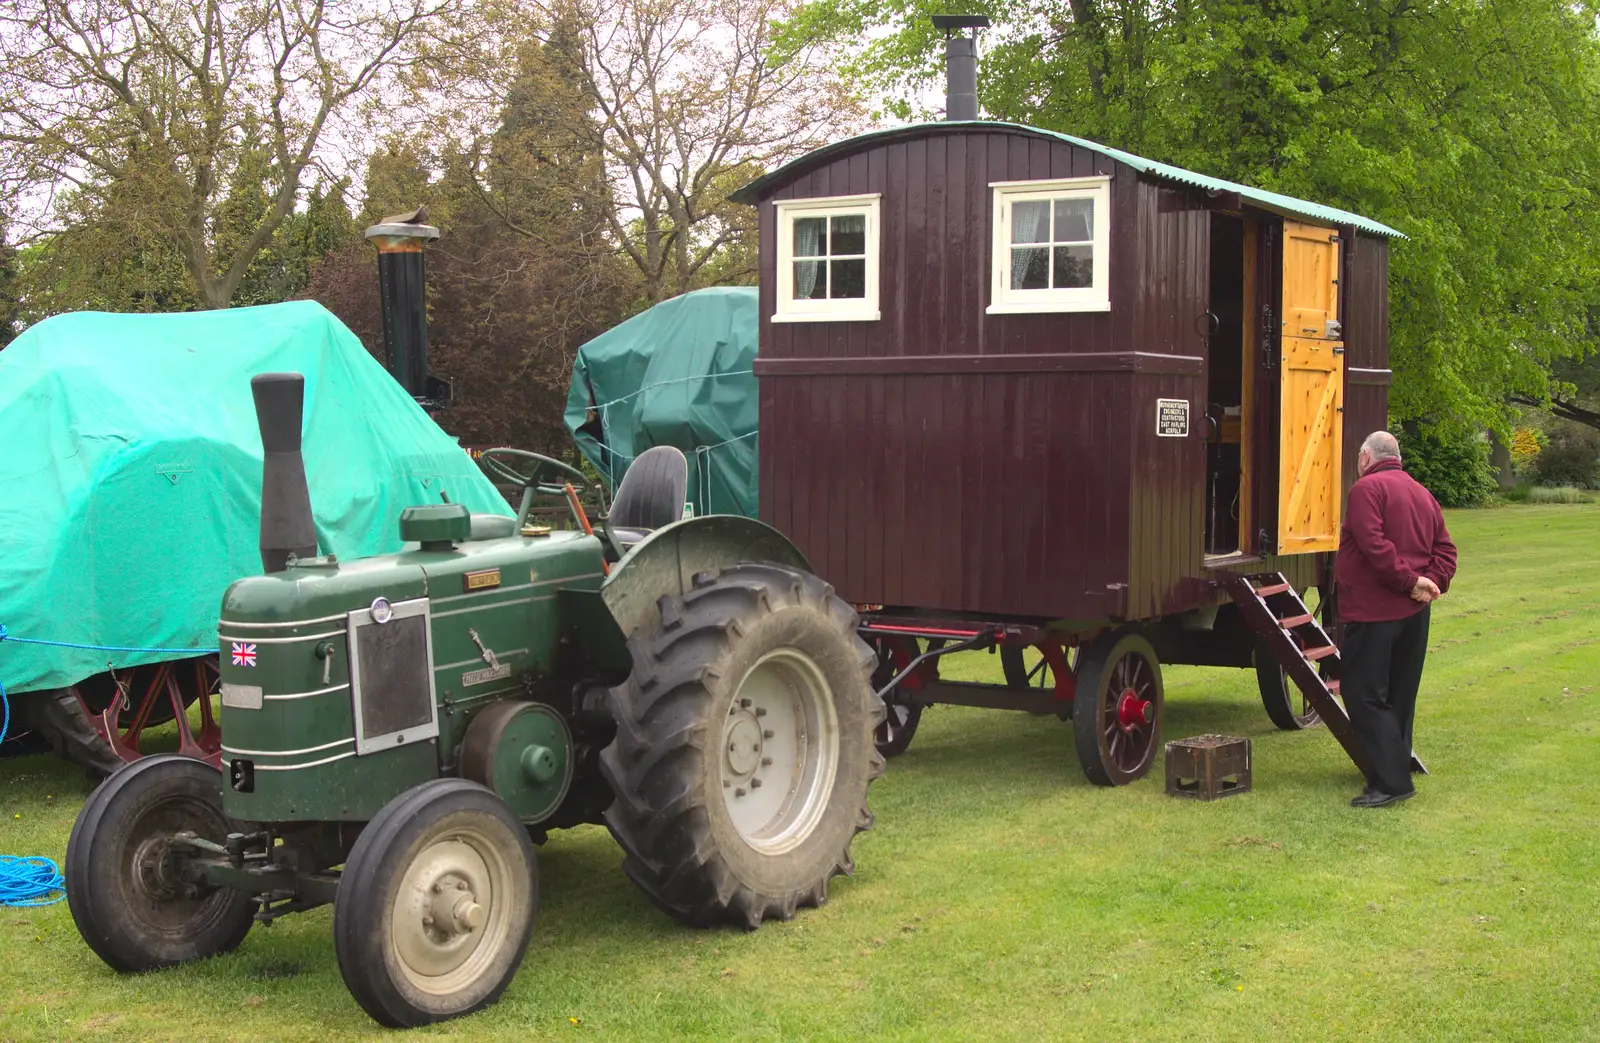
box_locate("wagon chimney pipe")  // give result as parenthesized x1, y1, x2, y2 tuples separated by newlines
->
(931, 15, 990, 121)
(364, 208, 448, 411)
(251, 373, 318, 573)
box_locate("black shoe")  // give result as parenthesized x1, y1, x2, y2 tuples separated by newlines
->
(1350, 788, 1415, 808)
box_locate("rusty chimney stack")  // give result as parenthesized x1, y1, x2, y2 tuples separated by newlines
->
(364, 207, 450, 412)
(931, 14, 990, 122)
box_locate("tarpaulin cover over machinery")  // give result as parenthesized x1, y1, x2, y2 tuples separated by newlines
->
(0, 300, 510, 693)
(564, 286, 759, 518)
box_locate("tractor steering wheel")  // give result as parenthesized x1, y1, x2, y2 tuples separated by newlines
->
(478, 448, 593, 528)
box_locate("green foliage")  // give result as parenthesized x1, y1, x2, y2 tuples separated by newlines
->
(782, 0, 1600, 430)
(1398, 425, 1497, 508)
(1526, 484, 1595, 504)
(0, 212, 19, 348)
(1533, 440, 1600, 489)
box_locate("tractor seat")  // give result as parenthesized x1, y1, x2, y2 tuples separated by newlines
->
(607, 446, 689, 550)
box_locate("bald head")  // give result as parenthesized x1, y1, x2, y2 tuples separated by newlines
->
(1359, 430, 1401, 475)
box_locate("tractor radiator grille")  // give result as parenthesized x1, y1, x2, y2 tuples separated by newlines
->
(348, 597, 439, 754)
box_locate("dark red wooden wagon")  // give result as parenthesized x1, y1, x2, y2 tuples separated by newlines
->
(728, 32, 1409, 786)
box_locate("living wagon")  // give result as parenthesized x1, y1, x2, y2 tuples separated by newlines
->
(727, 33, 1406, 786)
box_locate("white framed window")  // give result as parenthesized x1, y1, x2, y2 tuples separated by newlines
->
(773, 194, 881, 322)
(988, 176, 1111, 314)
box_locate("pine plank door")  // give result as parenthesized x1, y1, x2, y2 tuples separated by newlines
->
(1277, 221, 1344, 554)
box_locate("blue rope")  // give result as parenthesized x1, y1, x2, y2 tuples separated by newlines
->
(0, 623, 210, 656)
(0, 625, 212, 908)
(0, 623, 211, 745)
(0, 856, 66, 907)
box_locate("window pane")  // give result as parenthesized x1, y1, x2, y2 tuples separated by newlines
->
(1054, 198, 1094, 242)
(1011, 201, 1050, 244)
(830, 258, 865, 299)
(831, 214, 866, 255)
(1011, 246, 1049, 290)
(794, 217, 827, 257)
(793, 260, 827, 299)
(1052, 245, 1093, 288)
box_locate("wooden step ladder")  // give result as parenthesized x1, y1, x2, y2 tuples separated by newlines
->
(1225, 573, 1425, 778)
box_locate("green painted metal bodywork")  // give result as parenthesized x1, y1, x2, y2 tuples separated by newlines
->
(217, 530, 606, 822)
(213, 514, 810, 827)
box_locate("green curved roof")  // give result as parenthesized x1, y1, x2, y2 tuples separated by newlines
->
(730, 121, 1404, 239)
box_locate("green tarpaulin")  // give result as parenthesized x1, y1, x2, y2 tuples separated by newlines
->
(564, 286, 759, 518)
(0, 301, 510, 694)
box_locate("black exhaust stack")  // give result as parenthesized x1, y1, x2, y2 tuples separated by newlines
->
(931, 14, 990, 122)
(252, 373, 318, 573)
(364, 207, 450, 412)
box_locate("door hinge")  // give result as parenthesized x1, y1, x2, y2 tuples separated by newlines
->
(1259, 529, 1276, 555)
(1261, 305, 1276, 371)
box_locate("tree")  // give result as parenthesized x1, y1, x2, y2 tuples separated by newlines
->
(782, 0, 1600, 431)
(0, 212, 19, 346)
(538, 0, 864, 302)
(307, 39, 634, 451)
(0, 0, 458, 309)
(1516, 354, 1600, 433)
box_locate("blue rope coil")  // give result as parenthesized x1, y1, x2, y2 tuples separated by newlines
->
(0, 856, 66, 907)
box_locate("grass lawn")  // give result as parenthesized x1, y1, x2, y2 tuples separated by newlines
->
(2, 504, 1598, 1041)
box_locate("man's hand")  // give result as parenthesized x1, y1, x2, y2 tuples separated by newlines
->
(1411, 577, 1441, 603)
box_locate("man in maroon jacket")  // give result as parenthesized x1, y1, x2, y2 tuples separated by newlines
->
(1334, 430, 1458, 807)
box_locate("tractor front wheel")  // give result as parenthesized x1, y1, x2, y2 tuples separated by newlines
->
(334, 779, 537, 1028)
(601, 562, 884, 928)
(65, 755, 255, 971)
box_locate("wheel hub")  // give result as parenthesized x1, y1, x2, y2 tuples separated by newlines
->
(1115, 688, 1152, 733)
(718, 650, 841, 855)
(724, 712, 764, 778)
(392, 840, 495, 982)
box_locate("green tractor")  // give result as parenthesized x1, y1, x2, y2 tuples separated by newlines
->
(65, 373, 884, 1027)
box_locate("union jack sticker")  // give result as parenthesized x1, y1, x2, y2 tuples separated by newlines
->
(231, 641, 258, 668)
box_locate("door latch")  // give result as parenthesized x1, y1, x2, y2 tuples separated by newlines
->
(1324, 319, 1342, 338)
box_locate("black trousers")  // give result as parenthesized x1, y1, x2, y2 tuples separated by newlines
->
(1340, 606, 1430, 796)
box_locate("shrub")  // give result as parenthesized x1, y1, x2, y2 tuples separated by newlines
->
(1526, 485, 1594, 504)
(1533, 441, 1600, 489)
(1502, 480, 1533, 503)
(1509, 426, 1545, 477)
(1397, 425, 1498, 507)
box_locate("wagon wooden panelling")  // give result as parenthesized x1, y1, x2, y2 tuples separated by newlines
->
(748, 122, 1390, 624)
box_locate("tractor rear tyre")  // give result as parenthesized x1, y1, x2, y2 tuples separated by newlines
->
(334, 779, 537, 1028)
(1072, 630, 1164, 787)
(600, 562, 884, 928)
(1255, 640, 1320, 730)
(65, 755, 255, 971)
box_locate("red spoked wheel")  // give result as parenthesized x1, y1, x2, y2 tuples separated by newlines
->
(999, 640, 1077, 715)
(46, 657, 222, 776)
(1071, 630, 1163, 786)
(870, 636, 935, 759)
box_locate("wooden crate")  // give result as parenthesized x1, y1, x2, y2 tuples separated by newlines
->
(1165, 734, 1251, 800)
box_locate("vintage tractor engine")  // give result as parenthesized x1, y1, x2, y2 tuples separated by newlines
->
(65, 373, 883, 1027)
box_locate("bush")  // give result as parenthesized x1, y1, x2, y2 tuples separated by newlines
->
(1526, 485, 1595, 504)
(1509, 426, 1545, 478)
(1532, 441, 1600, 489)
(1397, 425, 1498, 507)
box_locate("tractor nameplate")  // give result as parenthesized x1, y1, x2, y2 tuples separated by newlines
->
(463, 568, 502, 592)
(220, 683, 263, 710)
(462, 664, 512, 687)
